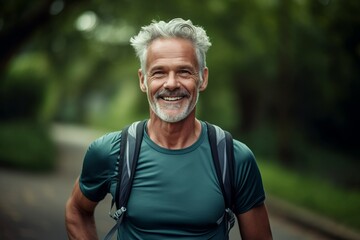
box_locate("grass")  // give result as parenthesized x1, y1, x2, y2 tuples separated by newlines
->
(258, 159, 360, 231)
(0, 122, 56, 171)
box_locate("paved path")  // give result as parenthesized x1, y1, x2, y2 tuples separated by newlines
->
(0, 124, 342, 239)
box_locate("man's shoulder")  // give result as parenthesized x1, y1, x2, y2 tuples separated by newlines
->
(232, 139, 257, 166)
(86, 131, 122, 158)
(101, 130, 122, 141)
(232, 139, 252, 152)
(92, 131, 121, 146)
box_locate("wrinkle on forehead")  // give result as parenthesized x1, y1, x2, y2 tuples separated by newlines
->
(146, 38, 198, 71)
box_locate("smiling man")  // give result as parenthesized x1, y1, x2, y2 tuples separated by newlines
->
(141, 37, 204, 124)
(65, 18, 272, 240)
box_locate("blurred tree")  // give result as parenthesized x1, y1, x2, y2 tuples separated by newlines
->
(1, 0, 359, 182)
(306, 0, 360, 154)
(0, 0, 87, 76)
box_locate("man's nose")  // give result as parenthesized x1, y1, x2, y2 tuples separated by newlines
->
(163, 72, 180, 90)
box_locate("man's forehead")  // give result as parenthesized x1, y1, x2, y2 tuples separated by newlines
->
(146, 38, 198, 69)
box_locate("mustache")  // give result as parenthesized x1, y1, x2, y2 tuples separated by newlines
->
(155, 89, 190, 98)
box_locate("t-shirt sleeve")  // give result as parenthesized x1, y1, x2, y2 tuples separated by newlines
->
(233, 140, 265, 214)
(79, 131, 121, 202)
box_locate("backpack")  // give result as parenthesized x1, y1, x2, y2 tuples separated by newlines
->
(104, 120, 236, 240)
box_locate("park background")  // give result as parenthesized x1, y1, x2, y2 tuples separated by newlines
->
(1, 0, 359, 235)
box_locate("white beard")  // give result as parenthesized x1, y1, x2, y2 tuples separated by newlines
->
(147, 89, 200, 123)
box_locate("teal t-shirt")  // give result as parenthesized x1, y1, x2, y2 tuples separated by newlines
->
(79, 121, 265, 239)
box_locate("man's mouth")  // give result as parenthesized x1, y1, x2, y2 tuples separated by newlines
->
(156, 89, 190, 102)
(162, 96, 183, 101)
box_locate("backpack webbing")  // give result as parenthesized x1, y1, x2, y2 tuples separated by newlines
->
(115, 120, 145, 210)
(105, 120, 145, 240)
(206, 122, 236, 235)
(206, 122, 235, 209)
(105, 121, 235, 240)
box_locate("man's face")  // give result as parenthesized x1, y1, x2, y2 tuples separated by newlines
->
(139, 38, 208, 123)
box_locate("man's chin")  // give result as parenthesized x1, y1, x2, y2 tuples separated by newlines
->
(155, 110, 188, 123)
(159, 115, 186, 123)
(149, 102, 195, 123)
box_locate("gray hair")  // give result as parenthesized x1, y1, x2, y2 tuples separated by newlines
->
(130, 18, 211, 81)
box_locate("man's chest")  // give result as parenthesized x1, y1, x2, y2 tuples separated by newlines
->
(122, 149, 225, 230)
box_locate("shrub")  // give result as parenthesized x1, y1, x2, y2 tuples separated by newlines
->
(0, 122, 56, 171)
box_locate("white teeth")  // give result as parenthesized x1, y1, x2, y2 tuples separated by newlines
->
(163, 97, 182, 101)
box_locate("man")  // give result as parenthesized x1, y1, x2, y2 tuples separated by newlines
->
(65, 18, 272, 240)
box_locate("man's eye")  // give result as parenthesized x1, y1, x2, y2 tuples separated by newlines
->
(152, 72, 165, 78)
(178, 70, 192, 77)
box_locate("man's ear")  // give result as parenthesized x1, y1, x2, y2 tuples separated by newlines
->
(199, 67, 208, 92)
(138, 69, 147, 92)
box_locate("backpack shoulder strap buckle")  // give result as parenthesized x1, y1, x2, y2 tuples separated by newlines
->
(109, 206, 127, 221)
(225, 208, 236, 232)
(104, 206, 127, 240)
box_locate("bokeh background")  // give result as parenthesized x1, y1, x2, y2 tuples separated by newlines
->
(1, 0, 359, 234)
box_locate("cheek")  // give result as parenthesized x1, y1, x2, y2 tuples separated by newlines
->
(146, 82, 160, 97)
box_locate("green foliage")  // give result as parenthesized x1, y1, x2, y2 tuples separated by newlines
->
(0, 122, 56, 171)
(0, 53, 57, 172)
(1, 0, 359, 184)
(1, 52, 57, 122)
(259, 160, 360, 230)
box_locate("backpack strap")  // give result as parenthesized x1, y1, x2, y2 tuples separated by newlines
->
(104, 120, 146, 240)
(206, 122, 236, 236)
(116, 120, 145, 209)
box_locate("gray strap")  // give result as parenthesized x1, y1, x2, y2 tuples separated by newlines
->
(104, 207, 127, 240)
(225, 208, 236, 234)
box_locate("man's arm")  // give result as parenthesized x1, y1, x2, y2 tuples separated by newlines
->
(65, 178, 99, 240)
(237, 203, 272, 240)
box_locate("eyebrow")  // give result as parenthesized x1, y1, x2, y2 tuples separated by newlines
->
(148, 66, 165, 75)
(148, 64, 196, 72)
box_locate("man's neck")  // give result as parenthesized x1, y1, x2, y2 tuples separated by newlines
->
(146, 116, 202, 149)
